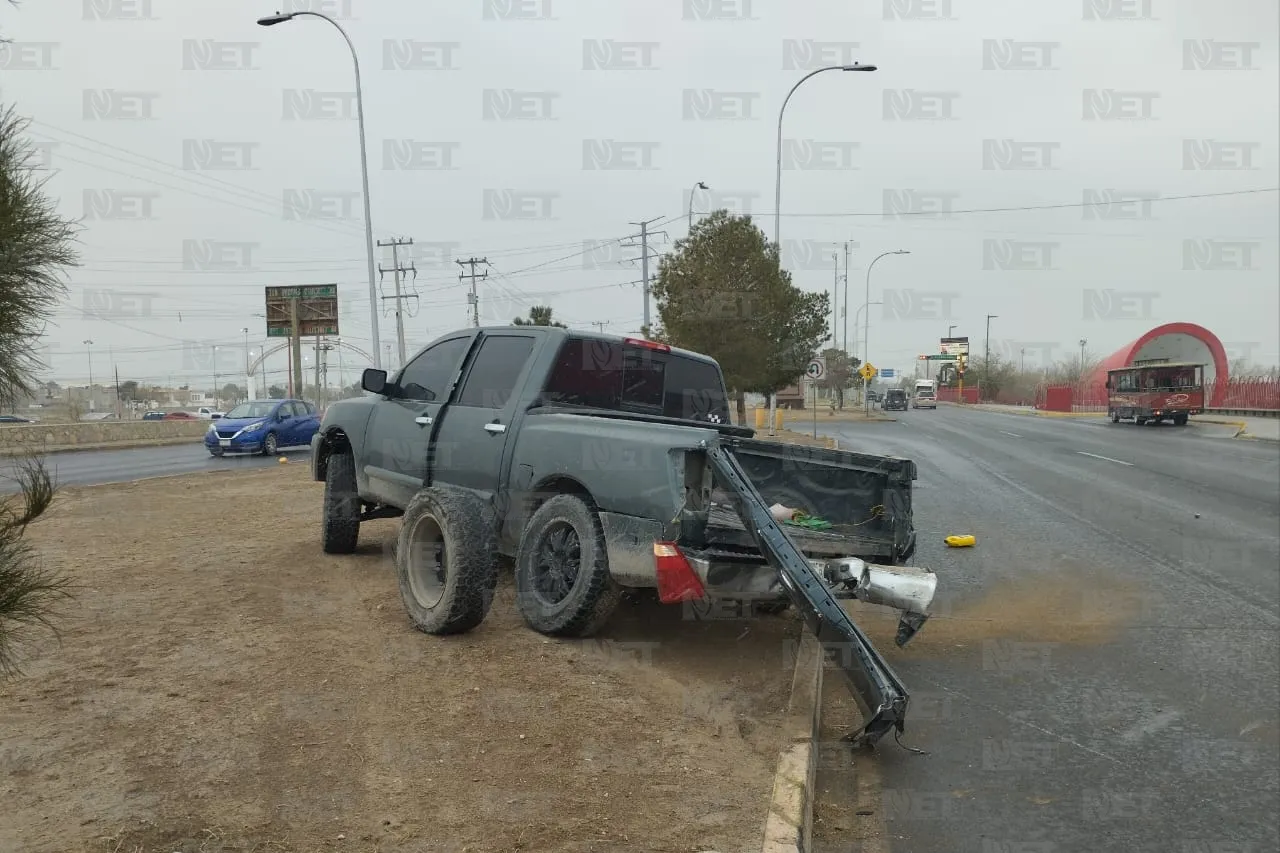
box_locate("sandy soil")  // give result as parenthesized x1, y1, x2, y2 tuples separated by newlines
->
(0, 464, 800, 853)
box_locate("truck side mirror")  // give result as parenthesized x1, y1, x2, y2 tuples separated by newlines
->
(362, 368, 388, 395)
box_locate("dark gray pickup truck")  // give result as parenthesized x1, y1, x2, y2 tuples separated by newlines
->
(311, 326, 938, 744)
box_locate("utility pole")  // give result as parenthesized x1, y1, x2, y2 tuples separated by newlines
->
(114, 365, 121, 420)
(289, 297, 303, 399)
(625, 217, 666, 334)
(456, 257, 490, 327)
(591, 321, 610, 333)
(315, 340, 334, 408)
(378, 237, 417, 367)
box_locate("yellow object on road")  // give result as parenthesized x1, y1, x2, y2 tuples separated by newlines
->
(278, 457, 288, 464)
(944, 534, 976, 547)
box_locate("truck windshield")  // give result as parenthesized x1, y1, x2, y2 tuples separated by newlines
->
(541, 337, 732, 424)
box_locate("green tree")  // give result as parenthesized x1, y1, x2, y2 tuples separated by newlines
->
(267, 384, 286, 399)
(0, 101, 80, 674)
(117, 380, 138, 401)
(512, 305, 566, 327)
(650, 210, 829, 424)
(815, 348, 859, 408)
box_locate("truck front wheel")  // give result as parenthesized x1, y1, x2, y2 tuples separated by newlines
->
(514, 494, 621, 638)
(321, 450, 360, 554)
(395, 487, 498, 635)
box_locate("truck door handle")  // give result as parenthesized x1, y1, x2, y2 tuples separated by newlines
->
(483, 422, 506, 434)
(415, 416, 433, 426)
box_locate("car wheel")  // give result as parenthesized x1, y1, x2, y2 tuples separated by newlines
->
(395, 486, 498, 635)
(514, 494, 621, 638)
(321, 450, 360, 554)
(1174, 414, 1188, 426)
(1135, 417, 1146, 425)
(1110, 410, 1120, 423)
(262, 431, 278, 456)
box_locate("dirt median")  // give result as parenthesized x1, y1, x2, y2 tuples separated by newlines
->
(1, 465, 799, 853)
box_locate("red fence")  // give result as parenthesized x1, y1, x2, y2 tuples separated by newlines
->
(936, 386, 980, 404)
(1035, 378, 1280, 413)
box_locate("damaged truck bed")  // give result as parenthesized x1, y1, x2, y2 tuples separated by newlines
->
(311, 326, 937, 747)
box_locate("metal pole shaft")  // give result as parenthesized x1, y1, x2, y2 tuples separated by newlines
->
(842, 241, 851, 353)
(393, 241, 407, 366)
(294, 12, 382, 370)
(641, 220, 651, 332)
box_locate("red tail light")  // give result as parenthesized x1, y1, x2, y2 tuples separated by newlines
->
(653, 541, 706, 603)
(624, 337, 671, 353)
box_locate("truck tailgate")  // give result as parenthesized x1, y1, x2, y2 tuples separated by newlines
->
(704, 441, 911, 746)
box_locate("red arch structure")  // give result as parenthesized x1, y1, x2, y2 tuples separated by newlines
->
(1091, 322, 1230, 407)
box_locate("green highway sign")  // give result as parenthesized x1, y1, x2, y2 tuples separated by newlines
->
(918, 354, 954, 361)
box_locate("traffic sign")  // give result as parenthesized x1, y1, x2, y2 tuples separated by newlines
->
(940, 336, 970, 356)
(880, 368, 896, 379)
(805, 358, 826, 380)
(859, 362, 877, 381)
(918, 354, 953, 361)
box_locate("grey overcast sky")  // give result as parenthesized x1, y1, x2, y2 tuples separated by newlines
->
(2, 0, 1277, 388)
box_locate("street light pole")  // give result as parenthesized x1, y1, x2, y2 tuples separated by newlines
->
(842, 241, 852, 353)
(258, 10, 382, 370)
(984, 314, 998, 372)
(687, 181, 708, 232)
(83, 339, 94, 413)
(864, 250, 910, 414)
(770, 61, 876, 435)
(851, 302, 882, 393)
(241, 326, 251, 400)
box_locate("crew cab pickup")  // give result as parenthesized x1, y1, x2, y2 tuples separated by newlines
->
(311, 327, 937, 744)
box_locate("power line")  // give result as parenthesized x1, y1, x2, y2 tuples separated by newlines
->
(772, 187, 1280, 218)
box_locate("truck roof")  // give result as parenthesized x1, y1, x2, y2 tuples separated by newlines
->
(472, 325, 720, 367)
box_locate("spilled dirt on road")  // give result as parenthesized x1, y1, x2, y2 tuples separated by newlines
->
(849, 565, 1148, 657)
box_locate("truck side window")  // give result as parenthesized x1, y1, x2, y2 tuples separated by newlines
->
(456, 335, 536, 408)
(397, 337, 469, 402)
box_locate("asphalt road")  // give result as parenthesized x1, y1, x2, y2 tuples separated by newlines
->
(813, 407, 1280, 853)
(0, 443, 304, 494)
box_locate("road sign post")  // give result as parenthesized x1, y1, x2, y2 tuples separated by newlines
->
(806, 358, 825, 437)
(859, 362, 877, 415)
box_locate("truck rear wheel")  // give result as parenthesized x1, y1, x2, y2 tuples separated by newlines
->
(514, 494, 621, 638)
(395, 487, 498, 635)
(321, 450, 360, 554)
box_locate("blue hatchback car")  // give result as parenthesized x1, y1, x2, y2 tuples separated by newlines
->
(205, 399, 320, 457)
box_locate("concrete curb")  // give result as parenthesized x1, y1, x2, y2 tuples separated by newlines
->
(761, 631, 823, 853)
(0, 437, 204, 458)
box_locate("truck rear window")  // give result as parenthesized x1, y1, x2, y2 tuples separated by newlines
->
(541, 338, 731, 424)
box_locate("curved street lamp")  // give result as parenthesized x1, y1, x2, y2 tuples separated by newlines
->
(767, 61, 876, 434)
(688, 181, 709, 232)
(258, 10, 381, 370)
(864, 250, 910, 413)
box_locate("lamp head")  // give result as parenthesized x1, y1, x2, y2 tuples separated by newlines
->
(257, 12, 295, 26)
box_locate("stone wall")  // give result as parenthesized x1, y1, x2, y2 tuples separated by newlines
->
(0, 420, 209, 452)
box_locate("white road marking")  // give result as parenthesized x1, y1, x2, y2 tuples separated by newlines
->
(1077, 451, 1134, 467)
(999, 430, 1022, 438)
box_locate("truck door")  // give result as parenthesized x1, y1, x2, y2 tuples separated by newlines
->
(363, 334, 472, 507)
(430, 333, 538, 501)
